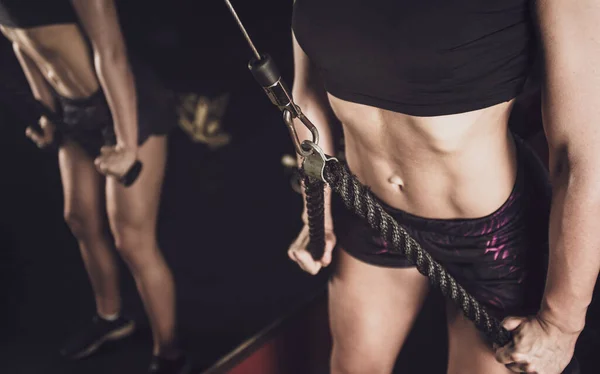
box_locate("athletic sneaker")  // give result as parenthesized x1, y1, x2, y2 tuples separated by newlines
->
(148, 355, 193, 374)
(60, 315, 136, 359)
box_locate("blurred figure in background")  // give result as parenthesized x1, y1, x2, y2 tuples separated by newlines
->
(0, 1, 190, 373)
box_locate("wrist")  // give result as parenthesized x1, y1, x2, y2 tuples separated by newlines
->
(538, 301, 587, 334)
(116, 140, 137, 152)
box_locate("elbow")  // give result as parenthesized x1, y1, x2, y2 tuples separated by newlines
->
(93, 46, 130, 81)
(292, 70, 328, 104)
(292, 84, 329, 111)
(550, 146, 600, 201)
(94, 45, 128, 68)
(11, 42, 21, 55)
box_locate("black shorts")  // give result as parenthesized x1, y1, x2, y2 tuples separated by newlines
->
(52, 55, 176, 158)
(333, 136, 551, 318)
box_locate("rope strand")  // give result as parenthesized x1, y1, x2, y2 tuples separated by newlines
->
(304, 176, 326, 260)
(303, 161, 512, 347)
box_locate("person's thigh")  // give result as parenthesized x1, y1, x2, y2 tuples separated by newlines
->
(58, 139, 105, 236)
(105, 135, 167, 250)
(446, 304, 512, 374)
(329, 248, 430, 374)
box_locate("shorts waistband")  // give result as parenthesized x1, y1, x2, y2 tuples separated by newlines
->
(370, 137, 526, 237)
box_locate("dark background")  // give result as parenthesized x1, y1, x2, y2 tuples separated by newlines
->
(0, 1, 329, 373)
(0, 1, 598, 373)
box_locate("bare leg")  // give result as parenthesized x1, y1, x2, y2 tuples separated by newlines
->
(59, 139, 121, 316)
(446, 303, 512, 374)
(329, 249, 430, 374)
(106, 135, 178, 358)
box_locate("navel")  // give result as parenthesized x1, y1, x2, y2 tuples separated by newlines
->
(388, 175, 404, 189)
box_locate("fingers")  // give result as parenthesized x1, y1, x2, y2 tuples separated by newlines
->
(320, 248, 333, 267)
(288, 237, 335, 274)
(288, 246, 322, 275)
(94, 145, 138, 179)
(94, 147, 116, 175)
(292, 247, 322, 275)
(288, 225, 323, 275)
(503, 316, 526, 331)
(94, 154, 119, 177)
(95, 146, 119, 175)
(495, 317, 549, 373)
(25, 126, 44, 146)
(495, 336, 537, 373)
(319, 231, 336, 267)
(495, 342, 527, 365)
(94, 154, 109, 175)
(39, 118, 54, 145)
(100, 145, 112, 155)
(26, 117, 55, 148)
(506, 362, 535, 373)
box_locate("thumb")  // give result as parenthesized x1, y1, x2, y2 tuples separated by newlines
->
(39, 116, 50, 129)
(94, 154, 105, 168)
(100, 146, 113, 155)
(320, 233, 336, 267)
(26, 127, 43, 144)
(502, 316, 526, 331)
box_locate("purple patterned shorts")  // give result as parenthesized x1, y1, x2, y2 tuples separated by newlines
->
(334, 137, 551, 318)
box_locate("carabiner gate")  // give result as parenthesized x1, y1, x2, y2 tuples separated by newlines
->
(283, 107, 319, 158)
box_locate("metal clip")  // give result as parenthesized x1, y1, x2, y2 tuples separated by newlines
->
(222, 0, 321, 159)
(301, 141, 337, 182)
(283, 108, 320, 157)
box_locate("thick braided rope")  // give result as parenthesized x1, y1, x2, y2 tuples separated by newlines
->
(304, 176, 327, 260)
(316, 160, 512, 347)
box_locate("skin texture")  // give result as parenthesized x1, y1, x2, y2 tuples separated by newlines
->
(288, 30, 518, 373)
(290, 0, 600, 369)
(1, 0, 179, 358)
(495, 1, 600, 372)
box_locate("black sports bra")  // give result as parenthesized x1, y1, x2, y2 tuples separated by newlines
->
(0, 0, 77, 29)
(292, 0, 537, 116)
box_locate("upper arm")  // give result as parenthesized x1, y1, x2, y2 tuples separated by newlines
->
(70, 0, 127, 58)
(292, 32, 327, 101)
(536, 0, 600, 175)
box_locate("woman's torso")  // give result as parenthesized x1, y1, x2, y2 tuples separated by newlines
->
(293, 0, 536, 219)
(0, 0, 99, 99)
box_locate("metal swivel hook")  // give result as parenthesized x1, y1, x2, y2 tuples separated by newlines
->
(301, 140, 337, 181)
(223, 0, 320, 158)
(283, 106, 319, 157)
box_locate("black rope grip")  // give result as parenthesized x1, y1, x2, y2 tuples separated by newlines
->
(304, 175, 327, 261)
(316, 160, 513, 347)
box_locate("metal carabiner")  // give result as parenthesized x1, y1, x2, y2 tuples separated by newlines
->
(301, 140, 337, 181)
(283, 106, 319, 158)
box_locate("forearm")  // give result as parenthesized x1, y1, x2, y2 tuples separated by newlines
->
(536, 0, 600, 333)
(540, 165, 600, 332)
(291, 31, 338, 224)
(292, 90, 337, 165)
(292, 88, 338, 226)
(94, 51, 138, 148)
(70, 0, 138, 149)
(13, 44, 56, 111)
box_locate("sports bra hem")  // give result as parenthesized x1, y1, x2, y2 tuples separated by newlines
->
(324, 86, 521, 117)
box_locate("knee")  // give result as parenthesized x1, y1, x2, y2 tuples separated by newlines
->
(109, 214, 154, 261)
(111, 223, 144, 256)
(331, 343, 394, 374)
(64, 208, 103, 240)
